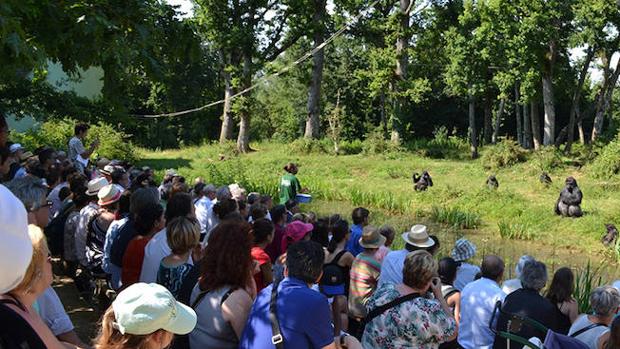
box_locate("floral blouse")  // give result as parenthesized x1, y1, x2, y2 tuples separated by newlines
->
(362, 283, 456, 349)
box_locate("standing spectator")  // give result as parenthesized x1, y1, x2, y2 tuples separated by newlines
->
(493, 260, 564, 348)
(346, 207, 369, 257)
(279, 162, 304, 204)
(379, 224, 435, 287)
(501, 255, 535, 294)
(348, 226, 384, 336)
(140, 192, 194, 283)
(94, 283, 197, 349)
(375, 225, 395, 262)
(458, 255, 506, 349)
(85, 184, 121, 274)
(600, 316, 620, 349)
(251, 218, 274, 292)
(362, 250, 457, 348)
(546, 267, 579, 333)
(75, 177, 108, 268)
(68, 123, 99, 173)
(239, 240, 338, 349)
(265, 204, 287, 262)
(103, 190, 131, 290)
(157, 216, 201, 298)
(121, 202, 165, 287)
(63, 174, 88, 278)
(189, 221, 255, 349)
(110, 167, 130, 191)
(438, 257, 461, 349)
(321, 219, 354, 297)
(451, 238, 481, 291)
(194, 183, 216, 240)
(568, 286, 620, 349)
(47, 166, 77, 219)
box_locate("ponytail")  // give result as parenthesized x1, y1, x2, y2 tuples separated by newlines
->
(327, 219, 349, 253)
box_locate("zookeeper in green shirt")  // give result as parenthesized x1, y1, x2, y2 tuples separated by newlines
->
(279, 162, 307, 204)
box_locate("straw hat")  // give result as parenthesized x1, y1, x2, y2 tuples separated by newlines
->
(98, 184, 122, 206)
(402, 225, 435, 248)
(86, 177, 109, 196)
(359, 226, 386, 249)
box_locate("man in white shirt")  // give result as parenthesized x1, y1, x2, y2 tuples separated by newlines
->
(458, 255, 506, 349)
(194, 183, 216, 240)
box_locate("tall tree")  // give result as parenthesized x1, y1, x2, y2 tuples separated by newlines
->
(304, 0, 327, 139)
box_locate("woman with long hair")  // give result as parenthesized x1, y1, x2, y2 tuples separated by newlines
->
(189, 221, 256, 349)
(601, 315, 620, 349)
(250, 218, 274, 292)
(546, 267, 578, 333)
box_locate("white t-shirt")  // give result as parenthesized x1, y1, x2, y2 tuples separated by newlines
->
(194, 196, 213, 236)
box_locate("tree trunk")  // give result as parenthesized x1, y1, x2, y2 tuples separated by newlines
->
(484, 92, 493, 144)
(492, 98, 505, 143)
(591, 56, 620, 142)
(565, 47, 594, 153)
(380, 91, 387, 136)
(304, 0, 327, 139)
(577, 105, 585, 144)
(392, 0, 411, 144)
(515, 84, 523, 146)
(236, 51, 253, 153)
(523, 100, 532, 149)
(531, 101, 541, 150)
(219, 54, 235, 143)
(542, 73, 556, 146)
(469, 94, 478, 159)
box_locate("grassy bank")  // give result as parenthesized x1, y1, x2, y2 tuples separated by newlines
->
(139, 141, 620, 278)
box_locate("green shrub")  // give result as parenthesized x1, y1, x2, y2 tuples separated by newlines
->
(411, 126, 469, 159)
(530, 146, 563, 172)
(11, 118, 137, 162)
(362, 129, 400, 155)
(430, 206, 480, 229)
(338, 139, 363, 155)
(498, 219, 535, 240)
(590, 135, 620, 178)
(481, 139, 527, 169)
(288, 138, 331, 155)
(574, 262, 605, 314)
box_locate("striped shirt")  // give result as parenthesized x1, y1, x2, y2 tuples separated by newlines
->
(348, 251, 382, 318)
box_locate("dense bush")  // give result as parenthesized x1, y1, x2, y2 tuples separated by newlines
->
(589, 135, 620, 178)
(362, 128, 401, 155)
(409, 126, 469, 159)
(338, 139, 363, 155)
(481, 139, 527, 169)
(288, 138, 332, 155)
(11, 118, 138, 162)
(529, 146, 563, 171)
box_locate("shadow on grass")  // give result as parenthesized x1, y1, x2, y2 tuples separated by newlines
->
(138, 158, 192, 170)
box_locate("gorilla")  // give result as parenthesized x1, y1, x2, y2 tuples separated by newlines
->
(413, 171, 433, 191)
(486, 175, 499, 189)
(554, 177, 583, 217)
(602, 224, 618, 247)
(540, 172, 552, 186)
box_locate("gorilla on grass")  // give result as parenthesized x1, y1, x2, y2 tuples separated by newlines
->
(555, 176, 583, 218)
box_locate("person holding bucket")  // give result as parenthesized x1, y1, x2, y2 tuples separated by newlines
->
(279, 162, 309, 205)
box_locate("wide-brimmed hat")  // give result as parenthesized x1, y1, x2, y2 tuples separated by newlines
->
(359, 226, 386, 249)
(402, 224, 435, 248)
(0, 185, 32, 294)
(9, 143, 24, 154)
(165, 169, 178, 177)
(19, 151, 34, 162)
(112, 283, 197, 336)
(98, 184, 122, 206)
(96, 158, 110, 169)
(451, 238, 477, 262)
(86, 177, 109, 196)
(100, 164, 116, 176)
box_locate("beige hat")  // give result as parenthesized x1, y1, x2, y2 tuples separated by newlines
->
(402, 224, 435, 248)
(86, 177, 109, 196)
(359, 226, 387, 249)
(98, 184, 122, 206)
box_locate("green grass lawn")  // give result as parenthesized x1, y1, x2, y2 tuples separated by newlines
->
(139, 141, 620, 279)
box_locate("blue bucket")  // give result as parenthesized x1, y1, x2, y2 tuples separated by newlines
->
(296, 194, 312, 203)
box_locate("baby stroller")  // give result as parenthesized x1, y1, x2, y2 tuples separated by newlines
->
(489, 301, 589, 349)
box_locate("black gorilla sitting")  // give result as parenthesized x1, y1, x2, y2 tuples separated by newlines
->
(555, 177, 583, 217)
(413, 171, 433, 191)
(540, 172, 552, 186)
(486, 175, 499, 189)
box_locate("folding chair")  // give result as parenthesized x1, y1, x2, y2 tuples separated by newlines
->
(489, 301, 548, 349)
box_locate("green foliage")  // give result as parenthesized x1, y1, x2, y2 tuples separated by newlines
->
(530, 147, 563, 172)
(11, 118, 137, 162)
(590, 135, 620, 178)
(362, 129, 400, 155)
(338, 140, 363, 155)
(430, 206, 481, 229)
(481, 139, 527, 169)
(498, 219, 535, 240)
(410, 126, 469, 159)
(288, 138, 331, 155)
(574, 262, 605, 314)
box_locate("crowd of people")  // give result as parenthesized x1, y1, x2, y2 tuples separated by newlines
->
(1, 116, 620, 349)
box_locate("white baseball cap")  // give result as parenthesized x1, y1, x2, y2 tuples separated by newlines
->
(0, 185, 33, 293)
(9, 143, 24, 154)
(112, 283, 197, 336)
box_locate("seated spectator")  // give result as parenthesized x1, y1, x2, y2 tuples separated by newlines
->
(94, 283, 197, 349)
(362, 250, 457, 348)
(273, 220, 314, 281)
(122, 202, 165, 287)
(141, 192, 194, 283)
(375, 225, 395, 262)
(493, 260, 564, 348)
(103, 190, 131, 290)
(379, 224, 435, 287)
(348, 226, 384, 337)
(346, 207, 369, 257)
(110, 167, 130, 191)
(189, 221, 255, 349)
(201, 198, 238, 246)
(248, 203, 268, 222)
(47, 166, 77, 219)
(85, 184, 121, 274)
(322, 219, 354, 297)
(311, 217, 330, 247)
(157, 216, 200, 299)
(568, 286, 620, 349)
(438, 257, 461, 349)
(501, 255, 535, 294)
(228, 183, 246, 201)
(251, 218, 274, 292)
(285, 198, 299, 222)
(1, 145, 13, 182)
(76, 177, 108, 269)
(63, 174, 89, 278)
(458, 255, 506, 349)
(7, 143, 25, 180)
(546, 267, 579, 333)
(239, 240, 339, 349)
(451, 238, 480, 290)
(265, 204, 287, 262)
(600, 316, 620, 349)
(5, 176, 51, 228)
(36, 286, 89, 348)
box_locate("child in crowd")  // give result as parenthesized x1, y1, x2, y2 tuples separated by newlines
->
(250, 218, 274, 292)
(157, 216, 201, 299)
(375, 225, 395, 262)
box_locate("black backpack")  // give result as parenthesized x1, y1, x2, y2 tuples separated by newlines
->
(319, 250, 347, 297)
(44, 201, 75, 258)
